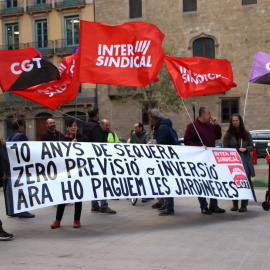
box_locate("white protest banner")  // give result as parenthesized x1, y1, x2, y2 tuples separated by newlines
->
(5, 141, 254, 214)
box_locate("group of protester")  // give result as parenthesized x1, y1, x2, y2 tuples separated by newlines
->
(0, 106, 255, 240)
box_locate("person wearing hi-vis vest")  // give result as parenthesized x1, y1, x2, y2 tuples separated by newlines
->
(100, 119, 119, 143)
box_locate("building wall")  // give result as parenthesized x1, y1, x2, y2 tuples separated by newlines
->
(94, 0, 270, 142)
(0, 0, 95, 140)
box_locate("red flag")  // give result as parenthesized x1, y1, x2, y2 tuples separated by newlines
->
(78, 21, 165, 87)
(0, 48, 59, 92)
(9, 54, 80, 110)
(164, 56, 237, 98)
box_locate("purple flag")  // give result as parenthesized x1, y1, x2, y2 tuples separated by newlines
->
(249, 51, 270, 84)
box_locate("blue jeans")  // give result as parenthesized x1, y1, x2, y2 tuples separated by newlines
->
(92, 200, 108, 209)
(232, 200, 248, 207)
(163, 197, 174, 210)
(198, 197, 218, 210)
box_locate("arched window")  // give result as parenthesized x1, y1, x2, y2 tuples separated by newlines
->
(193, 38, 215, 58)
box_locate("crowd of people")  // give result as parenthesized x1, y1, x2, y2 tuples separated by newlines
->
(0, 106, 255, 241)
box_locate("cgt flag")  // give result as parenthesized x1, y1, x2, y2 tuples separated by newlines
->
(0, 48, 59, 92)
(9, 53, 80, 110)
(249, 51, 270, 84)
(78, 21, 165, 87)
(164, 56, 237, 98)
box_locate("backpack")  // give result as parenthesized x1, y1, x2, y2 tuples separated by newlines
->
(160, 124, 180, 145)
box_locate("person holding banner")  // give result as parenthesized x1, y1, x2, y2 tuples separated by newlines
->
(184, 107, 226, 215)
(0, 149, 13, 240)
(83, 108, 117, 214)
(223, 114, 255, 212)
(7, 120, 35, 218)
(130, 122, 151, 203)
(149, 108, 177, 216)
(40, 118, 65, 141)
(51, 118, 89, 229)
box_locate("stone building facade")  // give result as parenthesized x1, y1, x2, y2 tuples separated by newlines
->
(0, 0, 269, 143)
(0, 0, 96, 140)
(94, 0, 270, 142)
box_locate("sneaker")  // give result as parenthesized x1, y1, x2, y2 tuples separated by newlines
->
(231, 205, 238, 211)
(238, 206, 247, 212)
(91, 206, 100, 213)
(142, 199, 149, 203)
(0, 229, 13, 241)
(157, 206, 166, 212)
(99, 207, 117, 214)
(73, 220, 81, 228)
(201, 208, 212, 215)
(210, 207, 226, 213)
(159, 209, 175, 216)
(50, 220, 60, 229)
(18, 212, 35, 218)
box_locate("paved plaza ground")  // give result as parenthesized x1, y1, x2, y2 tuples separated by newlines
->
(0, 159, 270, 270)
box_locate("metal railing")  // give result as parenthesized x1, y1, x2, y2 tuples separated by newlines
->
(26, 1, 52, 13)
(0, 1, 24, 16)
(0, 43, 27, 50)
(27, 40, 54, 56)
(55, 0, 85, 9)
(55, 38, 79, 55)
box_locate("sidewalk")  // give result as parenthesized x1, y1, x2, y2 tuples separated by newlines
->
(0, 185, 270, 269)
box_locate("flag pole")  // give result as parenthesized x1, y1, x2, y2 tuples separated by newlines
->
(243, 82, 250, 123)
(74, 81, 79, 140)
(55, 109, 85, 124)
(181, 97, 204, 146)
(242, 82, 257, 201)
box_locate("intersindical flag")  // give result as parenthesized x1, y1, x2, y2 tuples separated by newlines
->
(78, 21, 165, 87)
(9, 53, 80, 110)
(0, 48, 59, 92)
(164, 56, 237, 98)
(249, 51, 270, 85)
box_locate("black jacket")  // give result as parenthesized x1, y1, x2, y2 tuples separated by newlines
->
(65, 132, 89, 143)
(154, 118, 173, 145)
(83, 119, 104, 142)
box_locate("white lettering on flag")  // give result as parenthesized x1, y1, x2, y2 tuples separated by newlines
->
(96, 41, 152, 68)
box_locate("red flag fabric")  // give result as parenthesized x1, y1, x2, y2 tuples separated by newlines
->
(9, 53, 80, 110)
(78, 21, 165, 87)
(164, 56, 237, 98)
(0, 48, 59, 92)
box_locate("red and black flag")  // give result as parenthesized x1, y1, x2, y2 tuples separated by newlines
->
(9, 53, 80, 110)
(0, 48, 60, 92)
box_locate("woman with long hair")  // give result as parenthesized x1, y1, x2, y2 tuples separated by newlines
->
(50, 118, 89, 229)
(223, 114, 255, 212)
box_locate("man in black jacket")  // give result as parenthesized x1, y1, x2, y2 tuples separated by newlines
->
(7, 120, 35, 218)
(83, 108, 116, 214)
(149, 109, 176, 216)
(0, 143, 13, 240)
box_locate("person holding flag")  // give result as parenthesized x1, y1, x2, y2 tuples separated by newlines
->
(184, 106, 226, 215)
